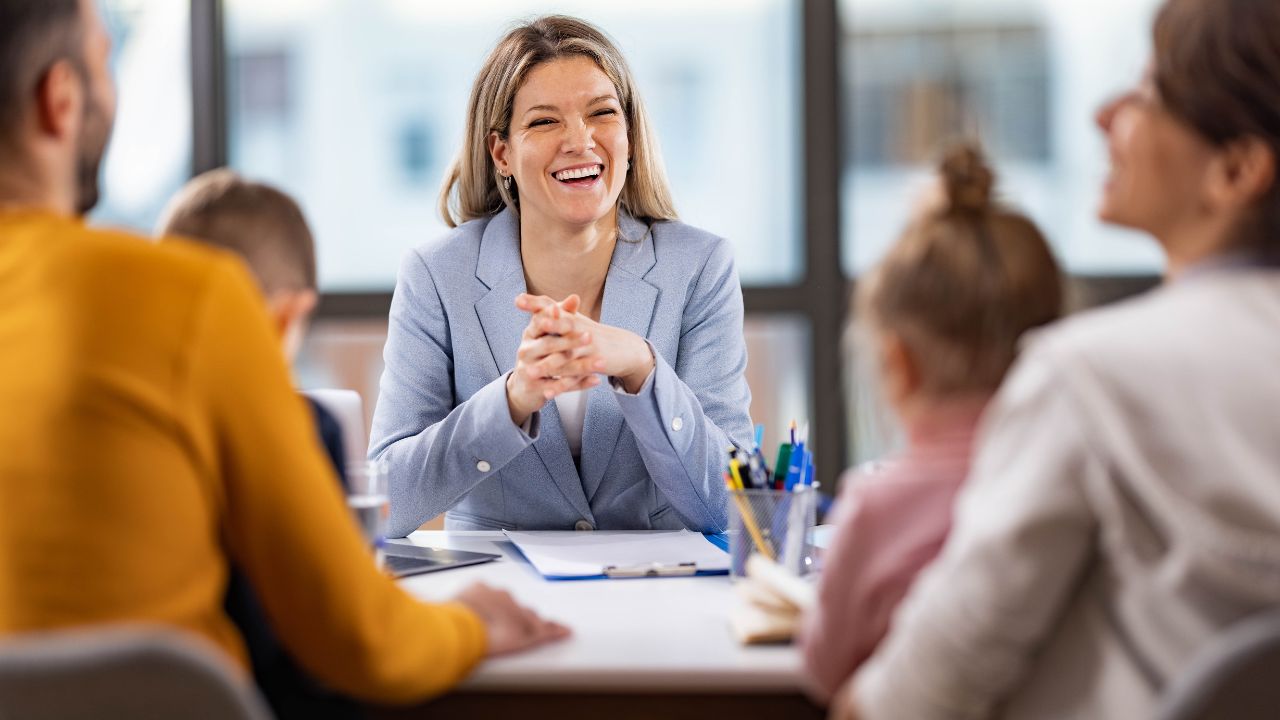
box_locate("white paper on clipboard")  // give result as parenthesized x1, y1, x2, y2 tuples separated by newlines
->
(503, 530, 730, 579)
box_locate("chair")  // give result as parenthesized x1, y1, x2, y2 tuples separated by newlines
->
(302, 388, 368, 469)
(0, 625, 274, 720)
(1156, 609, 1280, 720)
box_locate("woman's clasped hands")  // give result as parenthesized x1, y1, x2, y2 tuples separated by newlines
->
(504, 292, 656, 427)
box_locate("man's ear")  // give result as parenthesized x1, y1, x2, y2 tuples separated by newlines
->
(269, 288, 319, 362)
(280, 289, 318, 330)
(1206, 136, 1277, 213)
(34, 60, 84, 141)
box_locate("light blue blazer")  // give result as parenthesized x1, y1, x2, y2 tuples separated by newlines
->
(370, 207, 753, 536)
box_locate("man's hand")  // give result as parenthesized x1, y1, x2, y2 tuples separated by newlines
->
(454, 582, 571, 656)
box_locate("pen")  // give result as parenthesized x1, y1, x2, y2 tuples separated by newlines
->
(754, 424, 765, 451)
(729, 459, 746, 490)
(773, 443, 792, 491)
(784, 441, 805, 491)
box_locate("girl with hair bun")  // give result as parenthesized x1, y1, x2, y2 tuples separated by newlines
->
(836, 1, 1280, 718)
(800, 141, 1064, 704)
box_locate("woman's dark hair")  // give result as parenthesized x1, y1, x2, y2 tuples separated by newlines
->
(1154, 0, 1280, 249)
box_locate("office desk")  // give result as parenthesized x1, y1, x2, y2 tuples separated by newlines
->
(371, 531, 823, 720)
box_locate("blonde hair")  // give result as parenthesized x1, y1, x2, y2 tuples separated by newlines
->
(858, 142, 1063, 395)
(157, 169, 317, 294)
(438, 15, 677, 228)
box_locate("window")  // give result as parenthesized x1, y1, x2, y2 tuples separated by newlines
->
(225, 0, 802, 290)
(840, 0, 1167, 276)
(93, 0, 192, 234)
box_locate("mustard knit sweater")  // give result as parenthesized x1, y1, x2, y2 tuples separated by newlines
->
(0, 210, 485, 704)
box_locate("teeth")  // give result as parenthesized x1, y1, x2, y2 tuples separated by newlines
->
(554, 165, 602, 181)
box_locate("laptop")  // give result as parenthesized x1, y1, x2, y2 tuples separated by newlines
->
(382, 542, 500, 578)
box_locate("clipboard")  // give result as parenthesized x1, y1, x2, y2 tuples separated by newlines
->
(504, 530, 731, 581)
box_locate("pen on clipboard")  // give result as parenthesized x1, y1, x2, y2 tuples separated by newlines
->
(603, 562, 698, 578)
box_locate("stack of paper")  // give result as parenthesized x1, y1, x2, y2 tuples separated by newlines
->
(729, 555, 817, 644)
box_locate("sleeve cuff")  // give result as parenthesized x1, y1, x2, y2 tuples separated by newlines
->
(462, 373, 540, 471)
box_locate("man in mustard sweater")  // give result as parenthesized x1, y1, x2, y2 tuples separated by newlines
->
(0, 0, 569, 707)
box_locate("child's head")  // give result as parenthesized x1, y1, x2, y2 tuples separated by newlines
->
(858, 143, 1063, 416)
(157, 169, 318, 361)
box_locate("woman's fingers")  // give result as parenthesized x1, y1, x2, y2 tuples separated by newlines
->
(534, 373, 600, 400)
(532, 352, 604, 382)
(517, 331, 592, 366)
(515, 293, 559, 314)
(516, 294, 588, 339)
(548, 374, 601, 396)
(521, 310, 578, 340)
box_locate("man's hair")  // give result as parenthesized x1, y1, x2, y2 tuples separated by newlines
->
(158, 169, 318, 294)
(0, 0, 84, 143)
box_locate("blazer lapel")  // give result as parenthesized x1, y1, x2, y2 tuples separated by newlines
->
(473, 208, 593, 522)
(581, 212, 660, 502)
(474, 210, 526, 380)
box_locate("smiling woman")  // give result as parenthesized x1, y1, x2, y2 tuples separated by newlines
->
(490, 57, 633, 254)
(369, 16, 754, 536)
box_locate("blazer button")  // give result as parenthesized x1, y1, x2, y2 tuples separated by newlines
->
(574, 520, 594, 531)
(671, 416, 684, 432)
(476, 460, 491, 473)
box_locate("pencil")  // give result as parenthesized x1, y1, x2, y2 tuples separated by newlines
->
(730, 490, 775, 561)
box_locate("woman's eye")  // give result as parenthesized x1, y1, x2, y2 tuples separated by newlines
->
(529, 118, 555, 128)
(593, 109, 618, 117)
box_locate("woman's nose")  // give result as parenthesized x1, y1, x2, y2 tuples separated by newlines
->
(1096, 95, 1123, 134)
(562, 118, 595, 154)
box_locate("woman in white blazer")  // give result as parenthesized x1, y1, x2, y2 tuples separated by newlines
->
(836, 0, 1280, 717)
(370, 16, 752, 536)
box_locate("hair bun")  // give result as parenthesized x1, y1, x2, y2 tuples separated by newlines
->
(939, 142, 994, 214)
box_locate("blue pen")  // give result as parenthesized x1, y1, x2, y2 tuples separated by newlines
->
(754, 424, 765, 451)
(784, 442, 805, 491)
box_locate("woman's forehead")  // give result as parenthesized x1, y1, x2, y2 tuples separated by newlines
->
(514, 57, 618, 111)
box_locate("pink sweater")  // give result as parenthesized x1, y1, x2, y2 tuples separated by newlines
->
(799, 400, 986, 702)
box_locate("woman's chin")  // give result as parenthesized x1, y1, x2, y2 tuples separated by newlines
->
(547, 203, 617, 229)
(1096, 195, 1131, 229)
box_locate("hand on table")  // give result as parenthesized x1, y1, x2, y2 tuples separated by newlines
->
(454, 582, 571, 657)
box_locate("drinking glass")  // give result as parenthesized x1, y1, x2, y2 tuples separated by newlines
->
(347, 459, 389, 568)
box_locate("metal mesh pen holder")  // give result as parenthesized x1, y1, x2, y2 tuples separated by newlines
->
(728, 487, 817, 578)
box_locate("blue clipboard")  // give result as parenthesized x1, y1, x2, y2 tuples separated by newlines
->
(504, 530, 731, 581)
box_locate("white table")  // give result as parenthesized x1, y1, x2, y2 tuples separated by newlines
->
(377, 531, 822, 719)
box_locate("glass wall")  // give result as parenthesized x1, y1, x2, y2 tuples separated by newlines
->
(93, 0, 192, 234)
(839, 0, 1166, 464)
(840, 0, 1166, 277)
(224, 0, 802, 290)
(93, 0, 1175, 476)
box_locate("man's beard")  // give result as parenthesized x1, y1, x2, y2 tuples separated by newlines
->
(73, 99, 110, 216)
